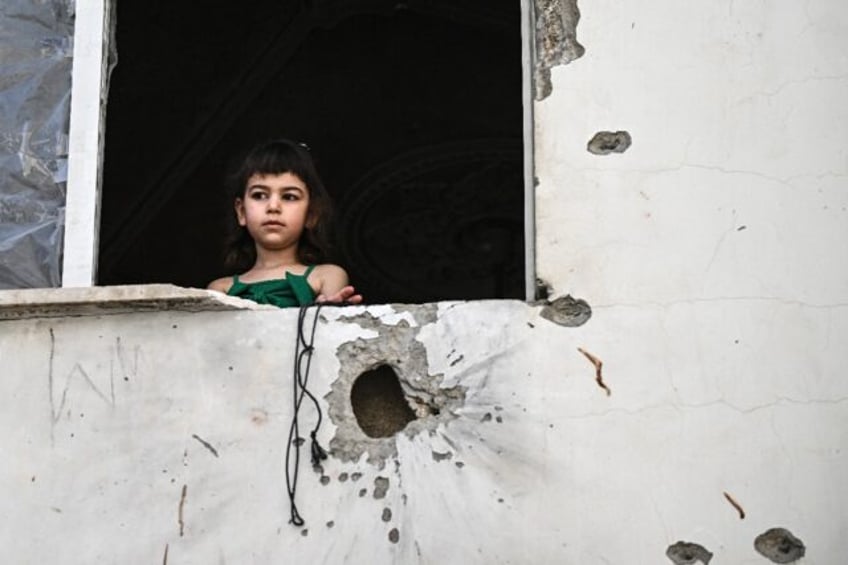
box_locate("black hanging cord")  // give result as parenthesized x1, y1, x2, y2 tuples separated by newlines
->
(284, 301, 345, 526)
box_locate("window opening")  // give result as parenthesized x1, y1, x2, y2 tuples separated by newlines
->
(99, 1, 526, 303)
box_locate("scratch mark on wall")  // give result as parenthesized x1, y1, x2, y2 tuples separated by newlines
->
(723, 491, 745, 519)
(48, 328, 117, 443)
(178, 484, 187, 536)
(191, 434, 219, 458)
(47, 328, 56, 444)
(577, 347, 610, 396)
(703, 209, 739, 278)
(114, 336, 139, 384)
(162, 543, 169, 565)
(72, 365, 111, 405)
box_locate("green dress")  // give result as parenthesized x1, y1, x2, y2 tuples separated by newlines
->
(226, 265, 316, 307)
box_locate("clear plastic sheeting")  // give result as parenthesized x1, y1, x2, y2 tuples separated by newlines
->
(0, 0, 75, 289)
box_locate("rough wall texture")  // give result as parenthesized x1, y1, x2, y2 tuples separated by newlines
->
(0, 295, 845, 563)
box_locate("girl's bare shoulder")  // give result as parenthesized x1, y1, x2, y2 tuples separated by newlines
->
(207, 276, 234, 293)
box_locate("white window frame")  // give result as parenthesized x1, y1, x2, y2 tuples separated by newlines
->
(62, 0, 536, 300)
(519, 0, 536, 301)
(62, 0, 112, 288)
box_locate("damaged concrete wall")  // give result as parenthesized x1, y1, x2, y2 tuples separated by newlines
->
(1, 291, 846, 563)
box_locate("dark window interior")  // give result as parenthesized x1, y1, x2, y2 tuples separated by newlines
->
(99, 1, 524, 304)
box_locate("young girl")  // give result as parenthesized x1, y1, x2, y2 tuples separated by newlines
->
(208, 139, 362, 307)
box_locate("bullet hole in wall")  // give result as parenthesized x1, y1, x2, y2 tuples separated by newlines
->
(587, 130, 632, 155)
(351, 365, 417, 438)
(540, 294, 592, 327)
(666, 541, 713, 564)
(754, 528, 805, 563)
(330, 310, 467, 467)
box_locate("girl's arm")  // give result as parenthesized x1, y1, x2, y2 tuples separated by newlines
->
(313, 264, 363, 304)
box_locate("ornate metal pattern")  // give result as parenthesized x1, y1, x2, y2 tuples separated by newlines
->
(338, 139, 524, 303)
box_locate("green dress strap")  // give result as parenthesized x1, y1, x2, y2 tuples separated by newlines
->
(288, 267, 316, 306)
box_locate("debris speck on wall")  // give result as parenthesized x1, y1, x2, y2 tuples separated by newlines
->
(373, 476, 390, 500)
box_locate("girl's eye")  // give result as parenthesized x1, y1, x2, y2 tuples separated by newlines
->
(282, 193, 300, 201)
(249, 191, 268, 200)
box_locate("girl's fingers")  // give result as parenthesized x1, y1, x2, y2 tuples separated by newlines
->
(317, 286, 362, 304)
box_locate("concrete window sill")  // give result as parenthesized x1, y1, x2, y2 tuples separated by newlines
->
(0, 284, 272, 321)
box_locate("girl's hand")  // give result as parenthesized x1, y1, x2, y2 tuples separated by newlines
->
(316, 285, 363, 305)
(312, 264, 363, 304)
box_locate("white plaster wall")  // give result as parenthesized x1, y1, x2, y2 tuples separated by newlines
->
(536, 1, 848, 305)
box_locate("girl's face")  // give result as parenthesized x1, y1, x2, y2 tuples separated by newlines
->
(235, 172, 312, 253)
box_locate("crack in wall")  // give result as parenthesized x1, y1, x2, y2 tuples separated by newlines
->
(327, 309, 466, 468)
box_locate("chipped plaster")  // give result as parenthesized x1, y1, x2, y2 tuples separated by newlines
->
(533, 0, 584, 100)
(327, 310, 466, 468)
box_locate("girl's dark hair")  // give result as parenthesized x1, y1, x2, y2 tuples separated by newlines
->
(223, 139, 333, 271)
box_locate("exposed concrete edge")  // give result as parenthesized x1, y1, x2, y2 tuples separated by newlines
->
(0, 284, 273, 320)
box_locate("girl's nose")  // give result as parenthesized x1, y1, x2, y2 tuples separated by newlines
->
(266, 196, 282, 211)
